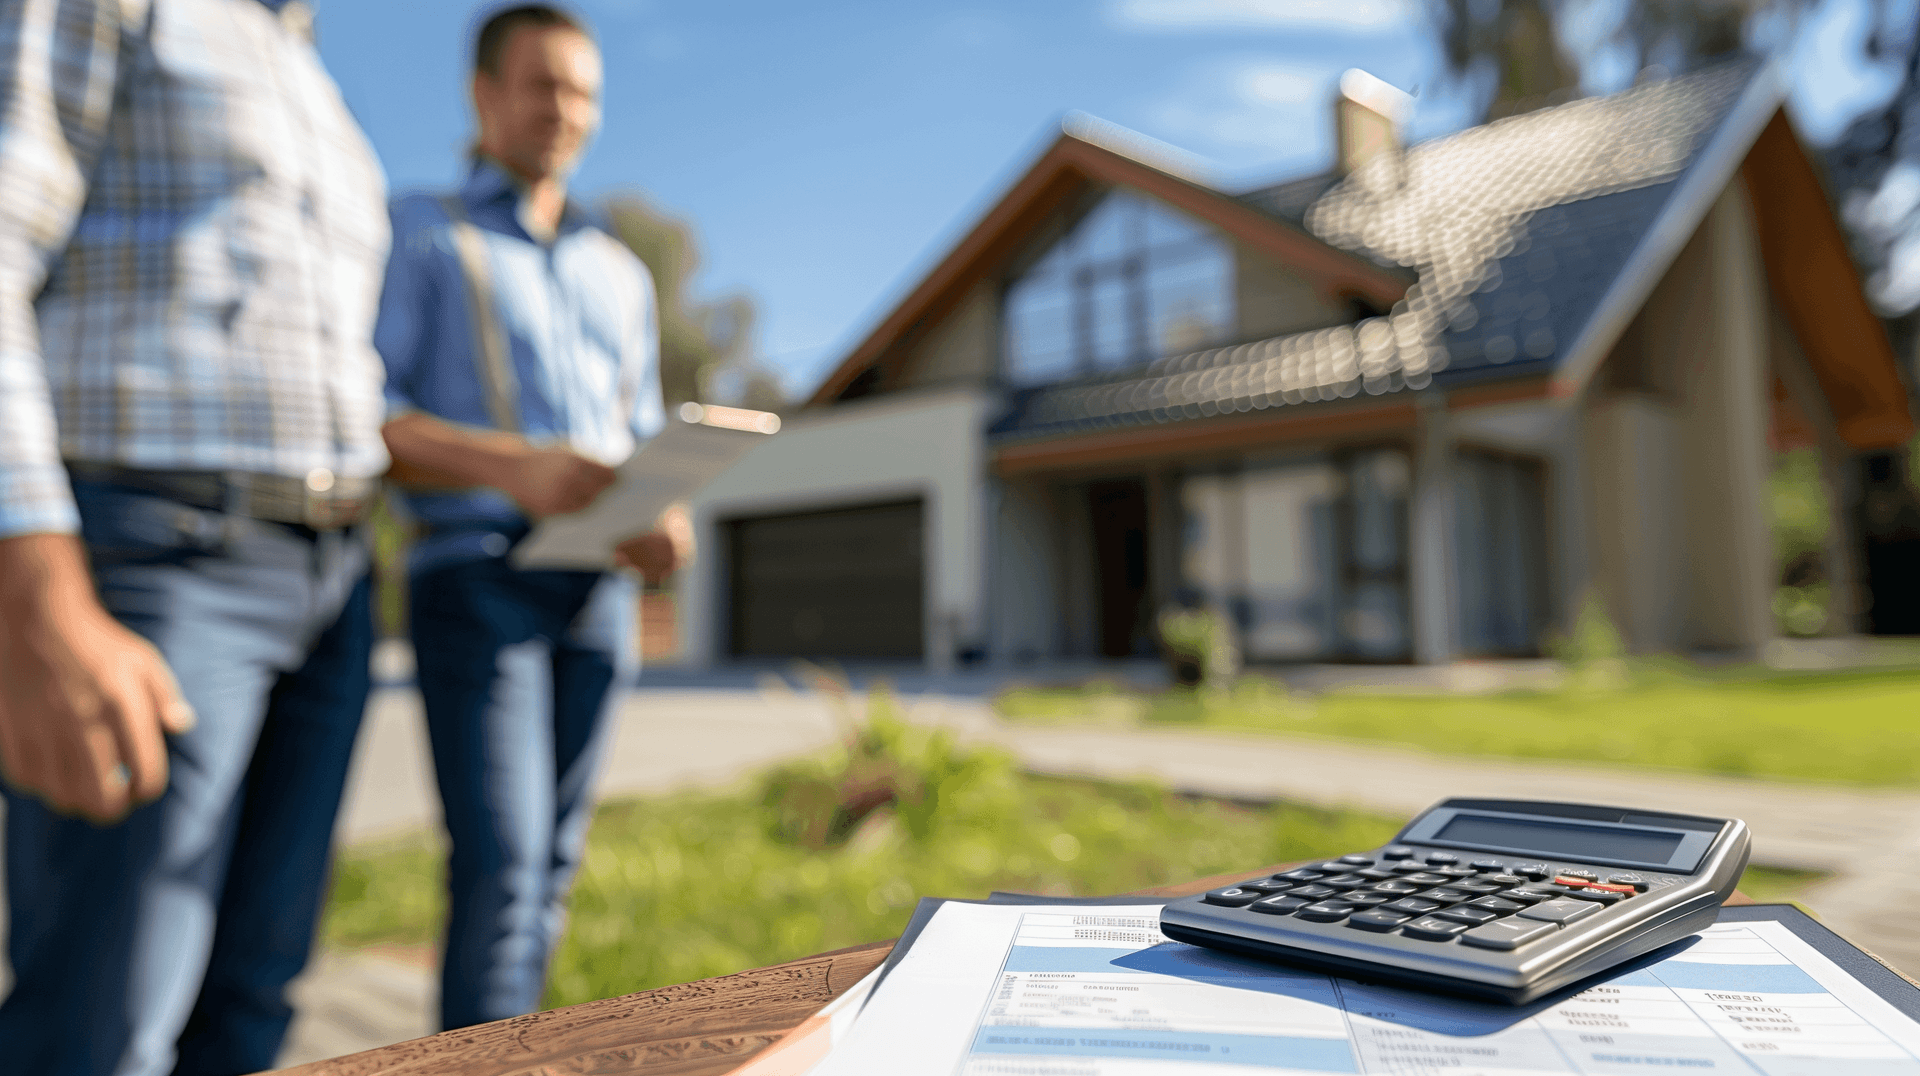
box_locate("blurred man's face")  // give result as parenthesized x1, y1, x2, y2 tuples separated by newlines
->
(473, 24, 601, 183)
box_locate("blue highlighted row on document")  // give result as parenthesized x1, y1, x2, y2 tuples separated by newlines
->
(960, 914, 1920, 1075)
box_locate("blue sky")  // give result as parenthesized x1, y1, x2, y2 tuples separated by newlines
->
(315, 0, 1912, 399)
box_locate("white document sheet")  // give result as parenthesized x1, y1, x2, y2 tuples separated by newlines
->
(814, 902, 1920, 1076)
(512, 405, 775, 570)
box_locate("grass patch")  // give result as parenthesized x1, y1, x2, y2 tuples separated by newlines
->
(1736, 865, 1827, 905)
(320, 689, 1403, 1010)
(998, 666, 1920, 785)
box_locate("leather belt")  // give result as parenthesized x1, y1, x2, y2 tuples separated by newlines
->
(64, 461, 375, 531)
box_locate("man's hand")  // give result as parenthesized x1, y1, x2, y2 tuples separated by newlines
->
(614, 503, 694, 585)
(498, 446, 616, 517)
(382, 414, 615, 517)
(0, 534, 195, 823)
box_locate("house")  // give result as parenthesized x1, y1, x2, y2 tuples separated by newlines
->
(678, 58, 1914, 670)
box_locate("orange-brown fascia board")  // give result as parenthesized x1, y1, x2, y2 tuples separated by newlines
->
(806, 132, 1414, 408)
(1741, 110, 1915, 451)
(992, 398, 1420, 476)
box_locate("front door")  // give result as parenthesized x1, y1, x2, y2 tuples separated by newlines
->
(1088, 479, 1151, 657)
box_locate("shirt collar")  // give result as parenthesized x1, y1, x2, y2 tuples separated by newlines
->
(462, 157, 590, 242)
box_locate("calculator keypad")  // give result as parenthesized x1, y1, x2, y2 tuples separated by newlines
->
(1215, 847, 1646, 948)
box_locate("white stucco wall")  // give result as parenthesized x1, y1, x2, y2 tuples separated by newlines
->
(678, 387, 992, 669)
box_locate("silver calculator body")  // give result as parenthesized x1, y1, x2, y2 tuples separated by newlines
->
(1160, 798, 1751, 1005)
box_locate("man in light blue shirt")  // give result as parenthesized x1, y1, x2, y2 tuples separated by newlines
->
(374, 3, 683, 1029)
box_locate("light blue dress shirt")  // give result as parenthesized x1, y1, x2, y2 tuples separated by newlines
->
(375, 161, 664, 569)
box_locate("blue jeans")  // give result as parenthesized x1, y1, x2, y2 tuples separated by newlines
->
(0, 480, 373, 1076)
(410, 550, 633, 1030)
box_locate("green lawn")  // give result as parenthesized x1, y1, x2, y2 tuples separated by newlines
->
(322, 698, 1406, 1009)
(997, 664, 1920, 785)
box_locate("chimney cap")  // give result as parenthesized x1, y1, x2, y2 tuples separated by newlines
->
(1339, 69, 1414, 122)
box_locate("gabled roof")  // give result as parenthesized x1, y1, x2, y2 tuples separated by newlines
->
(804, 121, 1414, 408)
(991, 57, 1912, 452)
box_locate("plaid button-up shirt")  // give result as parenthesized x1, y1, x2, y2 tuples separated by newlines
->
(0, 0, 390, 539)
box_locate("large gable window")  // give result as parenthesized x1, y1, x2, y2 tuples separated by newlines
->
(1003, 190, 1234, 386)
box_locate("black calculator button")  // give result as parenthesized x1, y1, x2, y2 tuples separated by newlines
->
(1392, 862, 1436, 874)
(1382, 846, 1415, 860)
(1289, 884, 1337, 900)
(1516, 898, 1601, 924)
(1449, 881, 1503, 895)
(1433, 866, 1477, 879)
(1460, 918, 1559, 950)
(1556, 869, 1599, 882)
(1401, 916, 1471, 940)
(1470, 859, 1507, 871)
(1512, 862, 1551, 879)
(1424, 852, 1459, 865)
(1249, 894, 1309, 915)
(1482, 874, 1527, 887)
(1416, 888, 1470, 904)
(1560, 887, 1629, 905)
(1277, 869, 1324, 882)
(1467, 896, 1525, 914)
(1338, 854, 1374, 866)
(1321, 874, 1370, 890)
(1431, 905, 1501, 925)
(1344, 892, 1392, 907)
(1237, 878, 1294, 893)
(1203, 887, 1266, 907)
(1295, 901, 1355, 922)
(1382, 897, 1442, 915)
(1370, 880, 1423, 895)
(1512, 884, 1577, 899)
(1606, 872, 1649, 891)
(1348, 909, 1414, 932)
(1354, 868, 1398, 881)
(1400, 872, 1449, 885)
(1312, 861, 1351, 872)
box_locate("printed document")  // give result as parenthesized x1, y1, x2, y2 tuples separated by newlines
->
(513, 405, 775, 570)
(815, 902, 1920, 1075)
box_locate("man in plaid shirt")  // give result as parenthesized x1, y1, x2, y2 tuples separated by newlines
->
(0, 1, 389, 1072)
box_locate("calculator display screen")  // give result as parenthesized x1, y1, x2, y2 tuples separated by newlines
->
(1434, 814, 1685, 864)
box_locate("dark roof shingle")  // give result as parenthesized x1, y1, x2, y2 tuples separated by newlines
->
(993, 58, 1765, 441)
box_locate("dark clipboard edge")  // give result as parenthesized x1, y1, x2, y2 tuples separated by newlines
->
(1718, 904, 1920, 1021)
(862, 900, 1920, 1022)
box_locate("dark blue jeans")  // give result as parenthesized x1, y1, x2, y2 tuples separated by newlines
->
(0, 480, 373, 1076)
(410, 552, 633, 1030)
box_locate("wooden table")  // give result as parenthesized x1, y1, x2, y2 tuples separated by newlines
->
(271, 868, 1754, 1076)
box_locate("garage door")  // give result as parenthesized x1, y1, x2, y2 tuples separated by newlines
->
(726, 499, 924, 659)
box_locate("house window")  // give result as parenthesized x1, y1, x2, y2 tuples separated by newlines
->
(1003, 190, 1235, 386)
(1181, 448, 1411, 663)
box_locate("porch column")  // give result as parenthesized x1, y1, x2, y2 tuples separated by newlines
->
(1410, 392, 1457, 664)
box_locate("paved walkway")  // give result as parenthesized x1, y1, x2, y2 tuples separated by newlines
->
(275, 678, 1920, 1067)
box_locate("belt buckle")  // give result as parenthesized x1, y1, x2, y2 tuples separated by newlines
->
(302, 469, 359, 530)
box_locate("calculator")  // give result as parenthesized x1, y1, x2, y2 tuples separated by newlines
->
(1159, 798, 1751, 1004)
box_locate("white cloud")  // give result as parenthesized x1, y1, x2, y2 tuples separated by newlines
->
(1112, 0, 1411, 34)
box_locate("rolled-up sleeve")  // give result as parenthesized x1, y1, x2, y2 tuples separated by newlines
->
(626, 260, 665, 443)
(0, 0, 125, 539)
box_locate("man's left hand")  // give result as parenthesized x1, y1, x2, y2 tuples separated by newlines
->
(614, 503, 694, 585)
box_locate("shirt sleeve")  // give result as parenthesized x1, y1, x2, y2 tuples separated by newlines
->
(626, 257, 666, 444)
(372, 200, 440, 422)
(0, 0, 130, 539)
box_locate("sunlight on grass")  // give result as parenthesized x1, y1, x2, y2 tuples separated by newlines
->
(320, 688, 1403, 1009)
(998, 666, 1920, 785)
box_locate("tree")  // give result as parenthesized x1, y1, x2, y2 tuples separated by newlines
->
(602, 194, 785, 410)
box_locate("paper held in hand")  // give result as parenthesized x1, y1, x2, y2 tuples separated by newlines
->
(511, 403, 778, 570)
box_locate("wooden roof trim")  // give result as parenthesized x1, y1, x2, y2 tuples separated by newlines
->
(992, 399, 1419, 476)
(806, 133, 1413, 408)
(1741, 110, 1914, 451)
